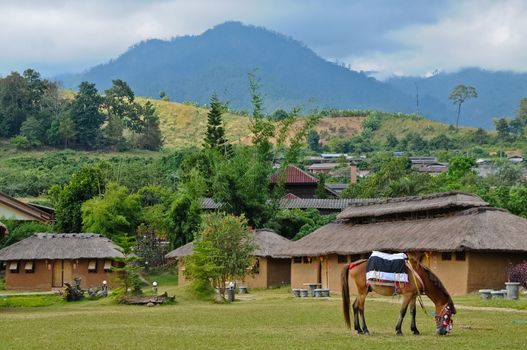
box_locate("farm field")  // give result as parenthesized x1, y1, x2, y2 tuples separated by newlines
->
(1, 286, 526, 350)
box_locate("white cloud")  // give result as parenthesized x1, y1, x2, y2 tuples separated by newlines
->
(347, 0, 527, 78)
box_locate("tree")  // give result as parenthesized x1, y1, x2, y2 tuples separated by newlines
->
(70, 82, 104, 149)
(136, 101, 163, 151)
(494, 118, 510, 141)
(203, 94, 229, 153)
(385, 133, 398, 150)
(51, 163, 108, 232)
(81, 182, 142, 240)
(169, 192, 202, 249)
(57, 115, 77, 148)
(186, 213, 255, 300)
(516, 97, 527, 126)
(248, 73, 274, 160)
(307, 130, 321, 152)
(449, 84, 477, 128)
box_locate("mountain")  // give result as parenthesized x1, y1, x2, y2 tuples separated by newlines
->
(387, 68, 527, 128)
(57, 21, 422, 115)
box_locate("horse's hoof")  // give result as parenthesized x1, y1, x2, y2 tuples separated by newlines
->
(412, 330, 420, 336)
(396, 331, 403, 336)
(363, 330, 370, 336)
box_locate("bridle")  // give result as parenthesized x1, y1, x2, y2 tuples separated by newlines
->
(435, 304, 454, 333)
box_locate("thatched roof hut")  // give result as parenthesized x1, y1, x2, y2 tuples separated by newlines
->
(285, 206, 527, 256)
(285, 191, 527, 294)
(0, 233, 125, 261)
(165, 229, 291, 259)
(337, 192, 488, 220)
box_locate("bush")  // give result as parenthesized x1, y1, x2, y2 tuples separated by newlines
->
(10, 135, 31, 150)
(509, 261, 527, 289)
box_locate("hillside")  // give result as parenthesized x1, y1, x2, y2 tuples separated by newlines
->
(57, 21, 420, 116)
(387, 68, 527, 128)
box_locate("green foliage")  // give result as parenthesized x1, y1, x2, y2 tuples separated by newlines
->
(186, 213, 255, 299)
(71, 82, 104, 149)
(81, 182, 141, 239)
(212, 147, 273, 227)
(203, 94, 229, 154)
(169, 192, 202, 249)
(449, 84, 478, 128)
(185, 241, 221, 299)
(10, 135, 31, 150)
(0, 220, 51, 248)
(266, 209, 336, 240)
(136, 101, 163, 151)
(114, 256, 145, 296)
(52, 162, 108, 232)
(307, 130, 321, 152)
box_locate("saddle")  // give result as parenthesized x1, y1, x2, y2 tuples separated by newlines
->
(366, 251, 408, 287)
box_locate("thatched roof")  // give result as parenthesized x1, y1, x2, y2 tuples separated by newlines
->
(165, 242, 194, 259)
(337, 192, 487, 220)
(201, 197, 356, 211)
(0, 233, 125, 261)
(165, 229, 291, 259)
(284, 207, 527, 256)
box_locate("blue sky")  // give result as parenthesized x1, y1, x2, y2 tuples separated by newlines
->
(1, 0, 526, 79)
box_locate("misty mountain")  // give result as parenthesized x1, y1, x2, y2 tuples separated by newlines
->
(57, 21, 421, 115)
(387, 68, 527, 128)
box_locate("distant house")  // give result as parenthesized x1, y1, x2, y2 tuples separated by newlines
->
(0, 233, 124, 290)
(0, 191, 54, 224)
(283, 192, 527, 295)
(270, 165, 338, 198)
(508, 155, 524, 164)
(200, 196, 356, 215)
(409, 157, 448, 176)
(165, 229, 291, 289)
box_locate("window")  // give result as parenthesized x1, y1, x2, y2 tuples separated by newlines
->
(337, 255, 348, 264)
(455, 251, 466, 261)
(24, 261, 35, 273)
(293, 257, 302, 264)
(441, 252, 452, 261)
(88, 260, 97, 273)
(9, 261, 18, 273)
(103, 260, 112, 272)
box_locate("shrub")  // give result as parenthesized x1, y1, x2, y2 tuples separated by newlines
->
(509, 261, 527, 289)
(10, 135, 31, 150)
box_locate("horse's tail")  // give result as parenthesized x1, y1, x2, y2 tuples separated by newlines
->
(341, 264, 352, 329)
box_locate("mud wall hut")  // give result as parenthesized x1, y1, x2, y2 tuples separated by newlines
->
(165, 229, 291, 289)
(0, 233, 124, 290)
(284, 192, 527, 295)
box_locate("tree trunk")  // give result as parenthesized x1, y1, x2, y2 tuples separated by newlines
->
(456, 103, 462, 129)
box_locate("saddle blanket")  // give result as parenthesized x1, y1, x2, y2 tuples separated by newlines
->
(366, 251, 408, 283)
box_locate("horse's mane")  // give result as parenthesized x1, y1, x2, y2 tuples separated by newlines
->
(420, 263, 456, 314)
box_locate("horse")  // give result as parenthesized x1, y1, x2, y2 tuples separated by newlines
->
(341, 255, 456, 336)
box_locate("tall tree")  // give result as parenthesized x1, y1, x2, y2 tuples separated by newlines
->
(449, 84, 478, 128)
(0, 72, 30, 137)
(203, 94, 229, 153)
(70, 82, 104, 149)
(137, 101, 163, 151)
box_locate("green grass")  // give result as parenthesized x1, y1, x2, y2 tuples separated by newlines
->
(454, 294, 527, 310)
(0, 277, 5, 290)
(1, 288, 526, 349)
(0, 294, 65, 308)
(143, 269, 178, 287)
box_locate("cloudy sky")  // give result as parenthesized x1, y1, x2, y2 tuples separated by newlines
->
(2, 0, 527, 79)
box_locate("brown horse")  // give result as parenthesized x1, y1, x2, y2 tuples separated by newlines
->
(341, 257, 456, 336)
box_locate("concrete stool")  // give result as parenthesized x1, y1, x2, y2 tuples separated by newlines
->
(313, 289, 323, 297)
(292, 289, 301, 298)
(491, 290, 506, 299)
(479, 289, 493, 300)
(239, 286, 248, 294)
(300, 289, 309, 297)
(321, 289, 330, 297)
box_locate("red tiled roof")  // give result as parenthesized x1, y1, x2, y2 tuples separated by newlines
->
(282, 193, 300, 200)
(270, 165, 318, 184)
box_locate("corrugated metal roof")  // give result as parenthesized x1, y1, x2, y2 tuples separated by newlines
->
(200, 197, 354, 211)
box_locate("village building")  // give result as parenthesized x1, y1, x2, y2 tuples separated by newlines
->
(0, 233, 124, 290)
(270, 165, 338, 198)
(0, 191, 54, 224)
(284, 192, 527, 295)
(165, 229, 291, 289)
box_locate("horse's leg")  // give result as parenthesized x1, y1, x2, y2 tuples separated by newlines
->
(410, 297, 420, 335)
(352, 298, 363, 334)
(358, 292, 369, 335)
(395, 294, 412, 336)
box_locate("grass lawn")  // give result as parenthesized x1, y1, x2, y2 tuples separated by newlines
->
(1, 286, 526, 350)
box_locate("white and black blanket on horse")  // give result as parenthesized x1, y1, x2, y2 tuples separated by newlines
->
(366, 251, 408, 287)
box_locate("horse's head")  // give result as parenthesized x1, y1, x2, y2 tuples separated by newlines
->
(435, 303, 455, 335)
